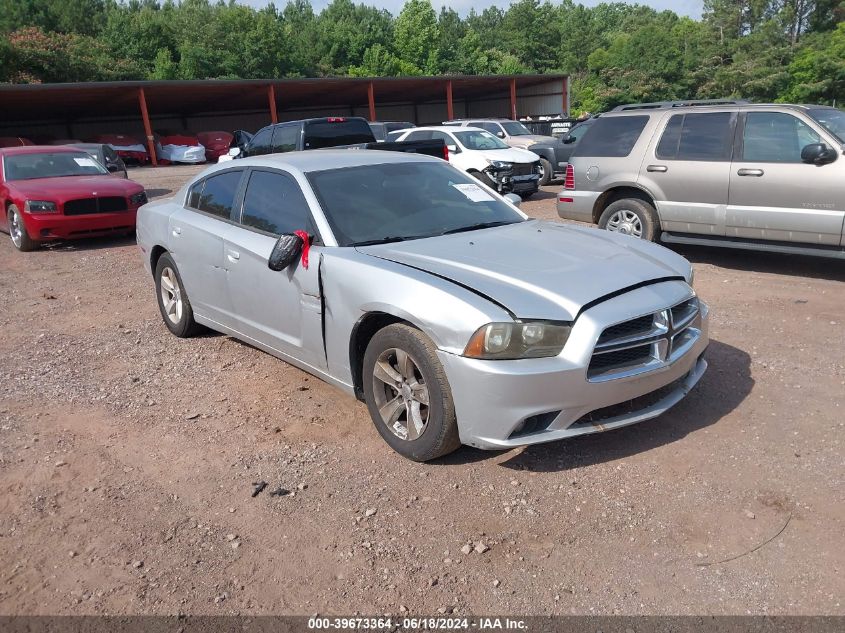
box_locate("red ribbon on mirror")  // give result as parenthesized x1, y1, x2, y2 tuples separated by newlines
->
(294, 230, 311, 269)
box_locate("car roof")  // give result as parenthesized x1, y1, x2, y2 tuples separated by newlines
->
(68, 143, 103, 151)
(210, 149, 444, 176)
(406, 126, 484, 133)
(603, 102, 840, 117)
(0, 145, 87, 156)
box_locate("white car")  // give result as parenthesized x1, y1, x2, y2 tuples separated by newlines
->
(394, 126, 541, 199)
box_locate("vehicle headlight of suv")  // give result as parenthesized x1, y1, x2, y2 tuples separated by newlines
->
(464, 322, 572, 360)
(24, 200, 57, 214)
(129, 191, 148, 206)
(486, 160, 513, 170)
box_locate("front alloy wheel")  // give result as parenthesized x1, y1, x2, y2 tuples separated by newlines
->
(7, 205, 37, 251)
(362, 324, 460, 461)
(372, 348, 430, 441)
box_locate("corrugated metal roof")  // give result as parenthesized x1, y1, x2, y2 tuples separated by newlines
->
(0, 75, 567, 121)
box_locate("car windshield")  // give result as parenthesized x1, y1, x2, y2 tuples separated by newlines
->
(4, 151, 108, 181)
(307, 161, 524, 247)
(808, 108, 845, 143)
(501, 121, 532, 136)
(454, 130, 510, 150)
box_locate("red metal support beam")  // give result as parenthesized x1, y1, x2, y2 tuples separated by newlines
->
(446, 80, 454, 121)
(367, 81, 376, 122)
(267, 84, 278, 124)
(138, 88, 157, 167)
(509, 78, 517, 120)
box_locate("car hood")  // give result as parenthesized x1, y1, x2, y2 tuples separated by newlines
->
(478, 147, 540, 163)
(357, 220, 691, 321)
(8, 176, 143, 202)
(509, 134, 557, 148)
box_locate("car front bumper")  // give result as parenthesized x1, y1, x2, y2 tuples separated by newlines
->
(22, 210, 138, 241)
(437, 280, 710, 450)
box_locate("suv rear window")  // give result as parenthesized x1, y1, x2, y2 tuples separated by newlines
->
(656, 112, 735, 161)
(572, 116, 648, 157)
(303, 119, 374, 149)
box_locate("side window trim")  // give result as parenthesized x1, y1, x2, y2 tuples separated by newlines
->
(183, 168, 247, 223)
(234, 167, 323, 243)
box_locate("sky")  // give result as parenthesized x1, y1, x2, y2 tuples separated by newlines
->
(240, 0, 704, 19)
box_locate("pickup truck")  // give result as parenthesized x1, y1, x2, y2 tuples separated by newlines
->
(226, 117, 445, 161)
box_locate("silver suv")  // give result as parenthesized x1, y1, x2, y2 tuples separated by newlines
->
(557, 100, 845, 258)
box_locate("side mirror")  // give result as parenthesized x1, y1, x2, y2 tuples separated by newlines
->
(800, 143, 837, 165)
(228, 147, 242, 158)
(496, 131, 505, 139)
(268, 233, 303, 271)
(107, 163, 121, 172)
(504, 193, 521, 208)
(446, 144, 459, 154)
(563, 135, 576, 144)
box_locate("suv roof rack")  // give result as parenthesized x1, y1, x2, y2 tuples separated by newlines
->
(612, 99, 749, 111)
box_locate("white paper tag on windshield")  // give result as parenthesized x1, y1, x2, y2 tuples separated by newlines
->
(452, 183, 494, 202)
(73, 157, 99, 168)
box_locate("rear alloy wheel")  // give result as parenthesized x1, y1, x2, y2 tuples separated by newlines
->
(154, 253, 201, 337)
(598, 198, 659, 241)
(363, 324, 460, 461)
(537, 157, 552, 186)
(7, 205, 37, 252)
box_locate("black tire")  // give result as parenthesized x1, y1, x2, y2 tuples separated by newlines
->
(538, 157, 552, 186)
(597, 198, 659, 242)
(7, 205, 38, 252)
(154, 252, 202, 338)
(471, 170, 498, 191)
(362, 323, 460, 461)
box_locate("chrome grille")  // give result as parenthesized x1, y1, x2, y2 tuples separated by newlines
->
(588, 296, 700, 382)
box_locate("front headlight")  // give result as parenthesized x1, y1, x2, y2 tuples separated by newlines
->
(464, 322, 572, 360)
(24, 200, 57, 214)
(129, 191, 148, 206)
(486, 160, 512, 170)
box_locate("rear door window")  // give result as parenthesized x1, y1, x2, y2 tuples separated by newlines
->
(192, 170, 243, 219)
(272, 124, 300, 153)
(247, 128, 273, 155)
(403, 130, 433, 141)
(573, 116, 649, 157)
(656, 112, 735, 161)
(239, 170, 314, 235)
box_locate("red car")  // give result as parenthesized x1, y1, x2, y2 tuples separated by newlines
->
(196, 130, 234, 162)
(0, 146, 147, 251)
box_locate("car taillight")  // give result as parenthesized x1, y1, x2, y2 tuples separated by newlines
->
(327, 117, 346, 122)
(442, 144, 449, 161)
(564, 164, 575, 190)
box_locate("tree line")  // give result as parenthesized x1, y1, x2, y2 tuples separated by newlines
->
(0, 0, 842, 114)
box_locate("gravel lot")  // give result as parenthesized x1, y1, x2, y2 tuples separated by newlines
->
(1, 164, 843, 616)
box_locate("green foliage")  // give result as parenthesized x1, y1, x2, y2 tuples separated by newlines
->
(0, 0, 841, 110)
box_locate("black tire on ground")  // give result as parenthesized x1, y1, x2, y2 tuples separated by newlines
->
(597, 198, 659, 242)
(154, 252, 202, 338)
(519, 191, 535, 200)
(538, 157, 553, 186)
(362, 323, 461, 462)
(7, 204, 38, 252)
(471, 170, 498, 191)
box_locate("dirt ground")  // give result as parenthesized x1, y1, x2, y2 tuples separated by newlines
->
(1, 164, 843, 616)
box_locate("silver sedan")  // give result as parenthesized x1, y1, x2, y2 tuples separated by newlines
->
(137, 151, 709, 461)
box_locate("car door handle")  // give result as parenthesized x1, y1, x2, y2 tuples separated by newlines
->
(646, 164, 668, 173)
(227, 249, 240, 262)
(737, 168, 764, 177)
(172, 226, 182, 236)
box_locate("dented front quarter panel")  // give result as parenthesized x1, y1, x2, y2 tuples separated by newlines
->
(319, 248, 510, 388)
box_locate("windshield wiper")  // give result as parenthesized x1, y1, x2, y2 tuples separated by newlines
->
(352, 234, 433, 246)
(441, 220, 518, 236)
